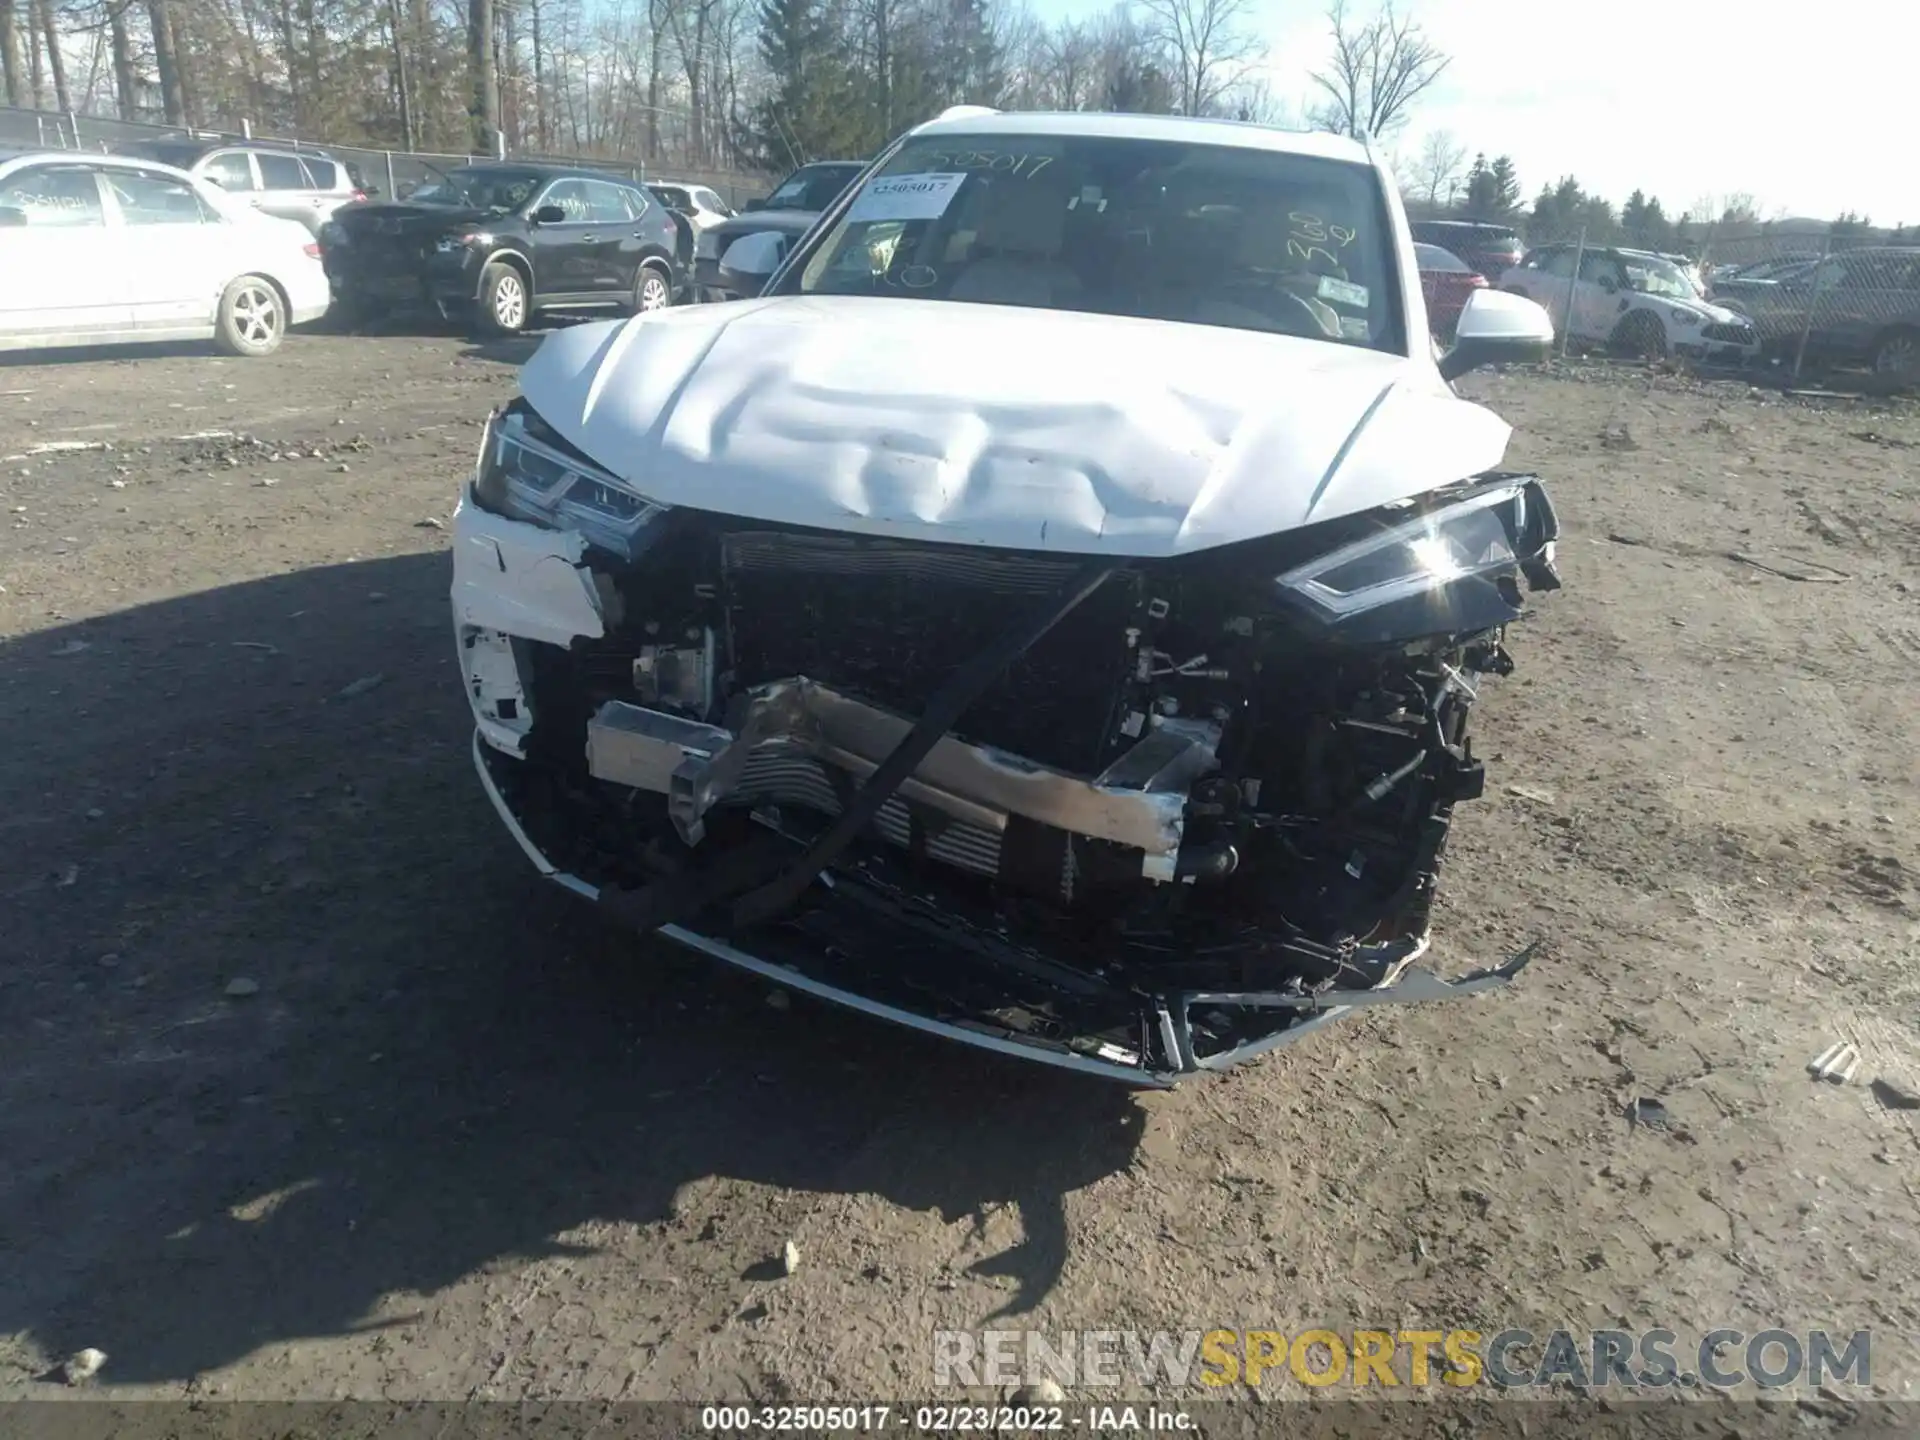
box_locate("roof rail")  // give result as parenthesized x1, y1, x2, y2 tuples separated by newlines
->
(934, 105, 1000, 123)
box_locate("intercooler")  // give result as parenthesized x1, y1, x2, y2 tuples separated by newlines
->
(729, 749, 1004, 877)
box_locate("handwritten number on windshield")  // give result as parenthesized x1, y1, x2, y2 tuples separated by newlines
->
(1287, 211, 1356, 268)
(920, 152, 1054, 179)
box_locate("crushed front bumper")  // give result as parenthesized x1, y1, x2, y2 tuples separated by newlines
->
(470, 728, 1532, 1086)
(454, 491, 1536, 1085)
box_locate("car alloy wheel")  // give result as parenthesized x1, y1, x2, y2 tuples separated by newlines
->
(493, 272, 527, 330)
(1874, 332, 1917, 376)
(638, 270, 671, 312)
(232, 282, 282, 348)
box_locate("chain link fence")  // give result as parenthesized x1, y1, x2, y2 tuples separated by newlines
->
(1697, 231, 1920, 389)
(0, 104, 774, 211)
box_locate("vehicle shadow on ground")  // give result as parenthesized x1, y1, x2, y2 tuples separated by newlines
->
(0, 339, 231, 368)
(0, 552, 1143, 1387)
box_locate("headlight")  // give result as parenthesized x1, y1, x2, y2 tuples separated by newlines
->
(1276, 485, 1534, 619)
(1671, 309, 1701, 325)
(437, 230, 491, 253)
(472, 403, 669, 559)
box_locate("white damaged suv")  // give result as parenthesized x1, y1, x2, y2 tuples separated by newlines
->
(450, 109, 1565, 1086)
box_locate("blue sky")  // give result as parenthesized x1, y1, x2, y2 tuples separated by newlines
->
(1023, 0, 1913, 227)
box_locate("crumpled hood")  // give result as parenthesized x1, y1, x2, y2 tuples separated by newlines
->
(516, 296, 1516, 558)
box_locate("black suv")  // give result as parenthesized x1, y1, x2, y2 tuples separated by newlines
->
(319, 162, 691, 336)
(1409, 220, 1526, 283)
(694, 160, 867, 298)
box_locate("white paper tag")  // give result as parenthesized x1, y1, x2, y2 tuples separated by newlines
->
(1318, 275, 1370, 308)
(845, 172, 968, 223)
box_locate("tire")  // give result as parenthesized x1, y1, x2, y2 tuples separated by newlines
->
(1610, 309, 1668, 361)
(634, 265, 673, 315)
(476, 261, 530, 337)
(1871, 327, 1919, 384)
(213, 275, 286, 357)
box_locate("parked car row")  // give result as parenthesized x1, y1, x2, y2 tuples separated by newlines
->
(0, 142, 858, 355)
(0, 145, 330, 356)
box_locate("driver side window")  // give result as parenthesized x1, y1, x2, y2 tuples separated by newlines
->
(539, 180, 591, 221)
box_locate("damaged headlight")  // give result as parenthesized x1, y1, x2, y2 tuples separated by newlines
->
(1277, 484, 1543, 619)
(472, 403, 669, 558)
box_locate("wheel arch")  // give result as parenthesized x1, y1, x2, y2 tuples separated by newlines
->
(476, 247, 535, 301)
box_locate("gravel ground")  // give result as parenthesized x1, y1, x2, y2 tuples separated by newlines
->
(1, 331, 1917, 1416)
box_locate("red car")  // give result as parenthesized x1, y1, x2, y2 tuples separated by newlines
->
(1415, 243, 1488, 336)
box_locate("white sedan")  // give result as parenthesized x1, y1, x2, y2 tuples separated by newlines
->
(0, 148, 330, 357)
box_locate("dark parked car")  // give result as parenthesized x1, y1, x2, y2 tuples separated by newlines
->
(693, 160, 867, 298)
(1413, 242, 1486, 335)
(1716, 246, 1920, 379)
(114, 139, 366, 235)
(1409, 219, 1525, 283)
(318, 162, 690, 336)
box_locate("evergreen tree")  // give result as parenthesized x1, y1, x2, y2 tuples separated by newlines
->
(742, 0, 865, 168)
(1463, 153, 1520, 219)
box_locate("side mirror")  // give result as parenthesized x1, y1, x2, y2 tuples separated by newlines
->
(0, 206, 27, 228)
(1597, 274, 1619, 294)
(1438, 289, 1554, 381)
(533, 204, 568, 225)
(716, 230, 788, 296)
(396, 181, 418, 199)
(741, 196, 767, 212)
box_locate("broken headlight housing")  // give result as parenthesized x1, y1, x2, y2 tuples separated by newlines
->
(1276, 483, 1550, 619)
(472, 403, 669, 558)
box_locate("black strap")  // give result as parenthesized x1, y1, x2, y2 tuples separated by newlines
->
(726, 560, 1117, 930)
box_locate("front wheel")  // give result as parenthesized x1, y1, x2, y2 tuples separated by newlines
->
(476, 262, 530, 337)
(213, 275, 286, 356)
(633, 266, 673, 315)
(1872, 327, 1919, 384)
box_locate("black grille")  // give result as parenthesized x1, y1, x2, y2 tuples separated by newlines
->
(1702, 322, 1754, 344)
(721, 530, 1139, 774)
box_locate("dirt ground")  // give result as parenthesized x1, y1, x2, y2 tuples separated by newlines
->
(2, 330, 1918, 1414)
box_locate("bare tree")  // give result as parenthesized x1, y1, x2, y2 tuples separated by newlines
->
(1137, 0, 1262, 118)
(1225, 74, 1284, 124)
(470, 0, 499, 152)
(1412, 126, 1465, 207)
(1308, 0, 1449, 141)
(146, 0, 189, 123)
(0, 0, 25, 105)
(35, 0, 68, 110)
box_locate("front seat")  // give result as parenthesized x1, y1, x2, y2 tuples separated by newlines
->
(946, 182, 1080, 309)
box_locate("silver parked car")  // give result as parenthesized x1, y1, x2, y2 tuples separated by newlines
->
(115, 140, 367, 235)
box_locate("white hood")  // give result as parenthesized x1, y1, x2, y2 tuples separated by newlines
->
(517, 296, 1515, 558)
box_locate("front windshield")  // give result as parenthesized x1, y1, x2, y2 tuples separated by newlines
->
(783, 133, 1403, 352)
(407, 167, 542, 212)
(765, 165, 865, 211)
(1621, 256, 1695, 299)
